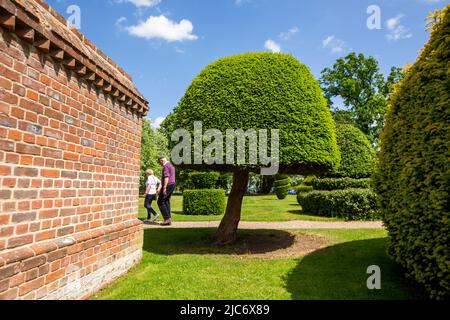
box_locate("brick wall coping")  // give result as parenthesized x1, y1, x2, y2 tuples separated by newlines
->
(0, 219, 143, 268)
(0, 0, 149, 116)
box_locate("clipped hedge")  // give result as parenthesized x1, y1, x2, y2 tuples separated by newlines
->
(311, 177, 371, 190)
(274, 176, 291, 200)
(330, 124, 376, 178)
(297, 189, 379, 221)
(303, 175, 317, 186)
(295, 185, 314, 194)
(183, 190, 226, 215)
(373, 6, 450, 300)
(189, 172, 220, 189)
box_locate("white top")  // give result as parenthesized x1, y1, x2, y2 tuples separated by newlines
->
(146, 175, 160, 195)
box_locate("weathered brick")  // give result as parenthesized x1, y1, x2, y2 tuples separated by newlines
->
(18, 121, 42, 135)
(16, 143, 41, 155)
(0, 287, 18, 300)
(7, 235, 34, 249)
(19, 277, 45, 296)
(47, 249, 67, 263)
(0, 263, 21, 281)
(12, 212, 37, 223)
(14, 167, 39, 177)
(0, 115, 17, 128)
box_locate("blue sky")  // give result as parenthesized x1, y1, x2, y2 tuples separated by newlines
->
(48, 0, 448, 126)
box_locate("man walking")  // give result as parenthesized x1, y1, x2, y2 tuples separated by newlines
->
(157, 156, 176, 226)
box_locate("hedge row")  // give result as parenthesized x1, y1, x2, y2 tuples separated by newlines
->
(183, 189, 226, 215)
(309, 177, 371, 190)
(295, 185, 314, 194)
(297, 189, 380, 221)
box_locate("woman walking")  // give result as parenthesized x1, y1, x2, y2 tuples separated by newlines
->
(144, 169, 160, 223)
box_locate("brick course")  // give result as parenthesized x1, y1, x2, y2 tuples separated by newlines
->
(0, 0, 147, 299)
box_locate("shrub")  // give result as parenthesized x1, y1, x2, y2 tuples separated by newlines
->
(311, 178, 371, 190)
(189, 172, 220, 189)
(373, 6, 450, 300)
(183, 190, 226, 215)
(297, 189, 379, 221)
(274, 175, 291, 200)
(295, 185, 314, 194)
(303, 175, 317, 186)
(329, 124, 376, 178)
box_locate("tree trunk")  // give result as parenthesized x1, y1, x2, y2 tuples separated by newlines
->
(260, 175, 275, 194)
(214, 170, 250, 245)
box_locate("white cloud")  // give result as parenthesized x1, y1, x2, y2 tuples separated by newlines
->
(386, 15, 412, 41)
(126, 15, 198, 42)
(153, 117, 166, 128)
(115, 17, 127, 29)
(279, 26, 299, 40)
(118, 0, 161, 8)
(264, 39, 281, 53)
(322, 35, 346, 54)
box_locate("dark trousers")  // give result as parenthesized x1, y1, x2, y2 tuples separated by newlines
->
(157, 184, 175, 221)
(144, 194, 157, 219)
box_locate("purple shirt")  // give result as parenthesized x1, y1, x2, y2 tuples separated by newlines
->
(162, 162, 176, 187)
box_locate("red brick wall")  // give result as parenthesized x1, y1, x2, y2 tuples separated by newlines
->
(0, 15, 144, 299)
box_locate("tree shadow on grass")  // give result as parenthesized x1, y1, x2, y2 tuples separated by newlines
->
(142, 228, 297, 257)
(284, 238, 426, 300)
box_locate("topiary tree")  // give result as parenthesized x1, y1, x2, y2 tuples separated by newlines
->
(373, 6, 450, 300)
(329, 124, 376, 178)
(274, 175, 291, 200)
(162, 52, 340, 244)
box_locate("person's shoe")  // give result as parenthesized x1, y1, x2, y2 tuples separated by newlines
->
(143, 219, 151, 224)
(152, 214, 159, 222)
(161, 220, 172, 226)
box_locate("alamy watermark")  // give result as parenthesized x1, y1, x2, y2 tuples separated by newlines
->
(367, 5, 382, 30)
(170, 122, 280, 175)
(367, 265, 381, 290)
(67, 5, 81, 30)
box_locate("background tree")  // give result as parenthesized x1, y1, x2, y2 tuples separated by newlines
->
(162, 52, 340, 244)
(320, 53, 403, 145)
(140, 119, 169, 192)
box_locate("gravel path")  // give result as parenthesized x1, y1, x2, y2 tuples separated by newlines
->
(144, 220, 384, 230)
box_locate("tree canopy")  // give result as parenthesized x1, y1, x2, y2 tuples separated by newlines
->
(163, 52, 340, 176)
(320, 53, 403, 145)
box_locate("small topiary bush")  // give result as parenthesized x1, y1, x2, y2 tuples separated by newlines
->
(329, 124, 376, 179)
(189, 172, 220, 189)
(373, 6, 450, 300)
(303, 175, 317, 186)
(297, 189, 379, 220)
(183, 189, 226, 215)
(274, 175, 291, 200)
(295, 185, 314, 194)
(311, 178, 371, 190)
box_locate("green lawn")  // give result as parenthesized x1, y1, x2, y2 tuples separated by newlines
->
(139, 194, 339, 222)
(91, 228, 424, 300)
